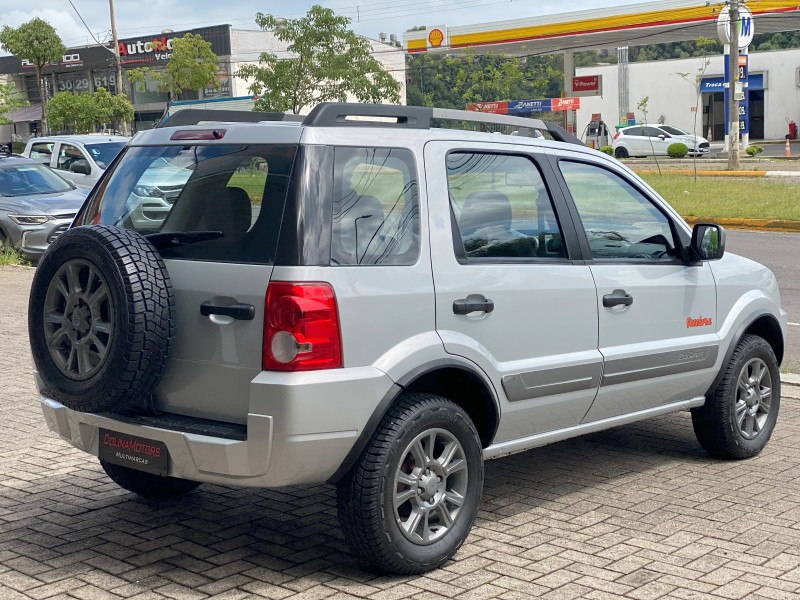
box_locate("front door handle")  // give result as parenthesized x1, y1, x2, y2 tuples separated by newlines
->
(602, 289, 634, 308)
(200, 302, 255, 320)
(453, 295, 495, 315)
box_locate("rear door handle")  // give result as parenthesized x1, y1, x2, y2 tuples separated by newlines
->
(200, 302, 255, 320)
(602, 289, 634, 308)
(453, 296, 495, 315)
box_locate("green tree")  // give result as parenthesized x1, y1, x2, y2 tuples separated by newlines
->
(0, 82, 28, 124)
(45, 87, 134, 133)
(406, 53, 558, 111)
(0, 18, 66, 130)
(91, 87, 135, 131)
(128, 33, 220, 105)
(236, 5, 401, 114)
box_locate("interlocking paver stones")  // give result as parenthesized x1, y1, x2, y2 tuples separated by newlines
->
(4, 264, 800, 599)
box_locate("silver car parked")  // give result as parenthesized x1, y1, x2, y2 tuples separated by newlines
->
(0, 154, 89, 261)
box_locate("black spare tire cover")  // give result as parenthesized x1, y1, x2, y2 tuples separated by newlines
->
(28, 225, 175, 413)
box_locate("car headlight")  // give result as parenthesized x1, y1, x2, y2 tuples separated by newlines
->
(134, 185, 163, 198)
(9, 215, 51, 225)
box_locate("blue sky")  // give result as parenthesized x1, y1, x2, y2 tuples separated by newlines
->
(3, 0, 665, 51)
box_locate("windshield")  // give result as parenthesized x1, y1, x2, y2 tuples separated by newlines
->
(659, 126, 689, 136)
(85, 142, 127, 169)
(0, 163, 73, 196)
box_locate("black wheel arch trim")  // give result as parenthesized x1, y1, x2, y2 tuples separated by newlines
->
(705, 311, 784, 397)
(326, 357, 501, 484)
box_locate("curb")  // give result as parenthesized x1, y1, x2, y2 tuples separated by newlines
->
(682, 216, 800, 232)
(783, 373, 800, 388)
(636, 169, 767, 177)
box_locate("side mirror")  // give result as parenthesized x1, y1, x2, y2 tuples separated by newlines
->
(658, 134, 667, 140)
(70, 159, 91, 175)
(690, 223, 725, 261)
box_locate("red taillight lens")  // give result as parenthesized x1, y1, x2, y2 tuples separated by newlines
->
(613, 132, 620, 140)
(263, 282, 342, 371)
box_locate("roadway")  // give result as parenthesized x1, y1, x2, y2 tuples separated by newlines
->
(725, 228, 800, 371)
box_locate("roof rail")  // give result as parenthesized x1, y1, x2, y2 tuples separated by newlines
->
(156, 109, 304, 128)
(302, 103, 431, 128)
(302, 102, 583, 146)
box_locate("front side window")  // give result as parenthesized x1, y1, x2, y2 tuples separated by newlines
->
(447, 152, 565, 260)
(331, 147, 419, 266)
(643, 127, 668, 138)
(559, 160, 677, 261)
(81, 144, 297, 264)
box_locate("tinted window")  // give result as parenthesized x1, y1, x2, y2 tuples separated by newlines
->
(643, 127, 668, 137)
(559, 161, 677, 261)
(447, 152, 565, 260)
(331, 147, 419, 266)
(660, 126, 687, 136)
(82, 144, 297, 264)
(85, 142, 127, 169)
(623, 127, 643, 136)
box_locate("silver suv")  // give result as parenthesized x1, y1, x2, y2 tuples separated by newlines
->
(28, 104, 787, 575)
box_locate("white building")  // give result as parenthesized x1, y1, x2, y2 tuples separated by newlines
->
(576, 48, 800, 142)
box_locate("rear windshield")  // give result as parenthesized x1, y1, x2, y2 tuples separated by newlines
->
(79, 144, 297, 264)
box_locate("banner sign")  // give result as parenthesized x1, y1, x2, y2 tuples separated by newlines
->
(467, 97, 581, 114)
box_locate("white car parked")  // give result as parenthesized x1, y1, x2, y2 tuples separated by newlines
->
(612, 124, 710, 158)
(23, 134, 129, 189)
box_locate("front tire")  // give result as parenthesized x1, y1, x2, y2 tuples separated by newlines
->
(692, 334, 780, 459)
(100, 460, 201, 498)
(336, 393, 483, 574)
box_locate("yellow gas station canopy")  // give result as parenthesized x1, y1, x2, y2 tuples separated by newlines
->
(405, 0, 800, 55)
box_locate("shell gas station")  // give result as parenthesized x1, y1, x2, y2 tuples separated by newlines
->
(403, 0, 800, 147)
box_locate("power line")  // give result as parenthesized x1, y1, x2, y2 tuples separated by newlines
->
(66, 0, 106, 47)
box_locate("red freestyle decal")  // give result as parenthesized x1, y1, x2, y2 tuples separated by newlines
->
(686, 317, 713, 328)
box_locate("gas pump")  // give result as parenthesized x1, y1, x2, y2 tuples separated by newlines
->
(584, 116, 610, 149)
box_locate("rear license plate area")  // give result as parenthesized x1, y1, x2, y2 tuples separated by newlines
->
(99, 428, 169, 476)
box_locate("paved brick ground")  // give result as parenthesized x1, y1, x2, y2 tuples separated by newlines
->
(3, 264, 800, 600)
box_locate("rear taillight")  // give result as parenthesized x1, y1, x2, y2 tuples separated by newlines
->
(613, 132, 620, 140)
(263, 282, 342, 371)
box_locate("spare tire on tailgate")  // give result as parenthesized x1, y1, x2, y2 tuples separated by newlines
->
(28, 225, 175, 413)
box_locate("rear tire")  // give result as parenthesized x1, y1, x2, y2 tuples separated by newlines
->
(100, 459, 201, 498)
(614, 146, 629, 159)
(691, 334, 780, 459)
(336, 393, 483, 574)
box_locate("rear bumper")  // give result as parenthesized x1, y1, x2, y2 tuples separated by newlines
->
(39, 366, 397, 488)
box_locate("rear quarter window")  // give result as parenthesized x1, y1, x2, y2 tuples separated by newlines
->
(331, 147, 419, 266)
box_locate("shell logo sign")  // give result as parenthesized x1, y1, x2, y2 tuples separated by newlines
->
(427, 26, 447, 49)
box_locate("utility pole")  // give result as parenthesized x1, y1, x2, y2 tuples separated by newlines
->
(109, 0, 129, 135)
(727, 0, 740, 170)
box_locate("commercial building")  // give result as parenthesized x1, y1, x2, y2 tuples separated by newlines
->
(0, 24, 405, 141)
(575, 48, 800, 142)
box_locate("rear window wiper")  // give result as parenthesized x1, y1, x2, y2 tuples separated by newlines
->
(144, 230, 223, 249)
